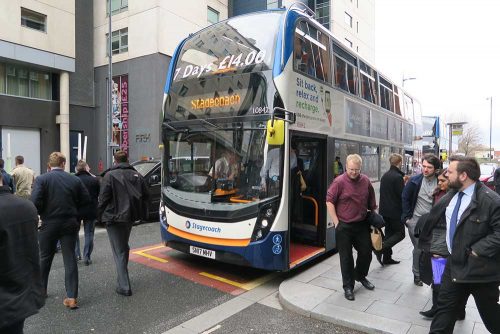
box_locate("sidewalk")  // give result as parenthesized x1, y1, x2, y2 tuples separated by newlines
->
(278, 236, 489, 334)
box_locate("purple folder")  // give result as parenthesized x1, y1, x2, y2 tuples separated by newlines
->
(431, 257, 447, 285)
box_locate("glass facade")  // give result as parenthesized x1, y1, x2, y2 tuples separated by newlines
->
(0, 63, 52, 100)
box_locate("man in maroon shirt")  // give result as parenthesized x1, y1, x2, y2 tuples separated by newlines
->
(326, 154, 377, 301)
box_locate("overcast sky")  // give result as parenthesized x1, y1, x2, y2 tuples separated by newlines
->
(375, 0, 500, 151)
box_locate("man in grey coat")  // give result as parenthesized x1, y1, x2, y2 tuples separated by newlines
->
(98, 151, 149, 296)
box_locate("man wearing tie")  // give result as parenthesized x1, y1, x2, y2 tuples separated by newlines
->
(427, 156, 500, 333)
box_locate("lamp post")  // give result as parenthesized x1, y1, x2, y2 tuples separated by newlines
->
(487, 97, 493, 161)
(402, 76, 416, 88)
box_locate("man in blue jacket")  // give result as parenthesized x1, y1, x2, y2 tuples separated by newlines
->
(429, 156, 500, 333)
(31, 152, 90, 309)
(0, 158, 15, 193)
(401, 154, 440, 286)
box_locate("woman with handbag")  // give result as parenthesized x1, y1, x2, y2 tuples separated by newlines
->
(418, 169, 466, 320)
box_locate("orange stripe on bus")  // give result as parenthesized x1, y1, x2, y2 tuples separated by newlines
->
(167, 226, 251, 247)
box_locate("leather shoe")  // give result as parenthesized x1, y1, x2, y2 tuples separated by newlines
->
(419, 308, 436, 318)
(115, 288, 132, 296)
(63, 298, 78, 309)
(84, 259, 92, 266)
(383, 258, 400, 265)
(374, 251, 384, 266)
(344, 289, 355, 301)
(357, 278, 375, 290)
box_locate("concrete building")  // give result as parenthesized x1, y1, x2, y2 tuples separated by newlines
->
(93, 0, 228, 169)
(0, 0, 95, 174)
(229, 0, 375, 63)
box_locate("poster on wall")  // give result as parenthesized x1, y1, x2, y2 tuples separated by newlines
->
(111, 75, 129, 154)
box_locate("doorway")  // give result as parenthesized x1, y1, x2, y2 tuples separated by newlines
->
(289, 133, 327, 268)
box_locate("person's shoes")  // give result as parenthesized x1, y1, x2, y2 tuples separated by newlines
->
(419, 308, 436, 318)
(63, 298, 78, 309)
(383, 258, 400, 265)
(344, 289, 355, 301)
(84, 259, 92, 266)
(115, 288, 132, 296)
(357, 278, 375, 290)
(456, 310, 466, 320)
(76, 256, 82, 261)
(414, 276, 423, 286)
(374, 250, 384, 266)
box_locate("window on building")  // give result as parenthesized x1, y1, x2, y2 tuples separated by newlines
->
(344, 12, 352, 28)
(207, 7, 219, 25)
(107, 28, 128, 55)
(294, 20, 331, 84)
(1, 63, 51, 100)
(315, 0, 330, 30)
(21, 8, 46, 32)
(106, 0, 128, 16)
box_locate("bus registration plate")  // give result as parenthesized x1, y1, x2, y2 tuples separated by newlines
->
(190, 246, 215, 259)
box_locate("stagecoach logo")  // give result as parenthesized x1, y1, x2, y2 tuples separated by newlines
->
(185, 220, 222, 233)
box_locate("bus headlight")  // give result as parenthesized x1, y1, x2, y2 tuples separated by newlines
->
(251, 201, 277, 242)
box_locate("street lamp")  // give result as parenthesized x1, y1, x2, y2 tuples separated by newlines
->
(487, 97, 493, 161)
(402, 76, 416, 88)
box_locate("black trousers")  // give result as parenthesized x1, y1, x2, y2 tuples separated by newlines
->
(0, 319, 25, 334)
(430, 262, 500, 334)
(38, 220, 79, 299)
(335, 220, 372, 290)
(106, 222, 133, 292)
(382, 216, 405, 258)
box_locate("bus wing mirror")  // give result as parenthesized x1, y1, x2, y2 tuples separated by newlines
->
(266, 119, 284, 146)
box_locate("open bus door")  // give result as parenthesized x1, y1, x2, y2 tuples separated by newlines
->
(288, 133, 328, 269)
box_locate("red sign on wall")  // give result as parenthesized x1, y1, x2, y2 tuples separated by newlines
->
(111, 74, 129, 154)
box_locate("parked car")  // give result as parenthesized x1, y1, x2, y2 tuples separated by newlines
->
(131, 159, 161, 221)
(479, 163, 497, 190)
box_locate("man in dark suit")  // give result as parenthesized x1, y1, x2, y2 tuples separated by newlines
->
(98, 151, 149, 296)
(0, 175, 45, 333)
(31, 152, 90, 310)
(429, 156, 500, 333)
(376, 153, 405, 265)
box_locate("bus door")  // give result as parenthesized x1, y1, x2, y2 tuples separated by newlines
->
(288, 133, 327, 268)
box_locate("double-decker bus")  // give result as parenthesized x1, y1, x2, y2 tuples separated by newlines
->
(159, 3, 418, 271)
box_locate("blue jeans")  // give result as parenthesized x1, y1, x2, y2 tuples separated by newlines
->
(75, 220, 96, 261)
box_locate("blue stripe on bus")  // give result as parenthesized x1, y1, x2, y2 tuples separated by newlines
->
(164, 38, 188, 94)
(160, 220, 288, 271)
(273, 10, 301, 78)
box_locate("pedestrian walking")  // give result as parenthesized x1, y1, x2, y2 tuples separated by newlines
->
(0, 158, 15, 193)
(375, 153, 405, 266)
(401, 154, 440, 286)
(428, 156, 500, 333)
(11, 155, 35, 199)
(494, 165, 500, 195)
(98, 150, 149, 296)
(326, 154, 377, 301)
(31, 152, 90, 310)
(75, 160, 100, 266)
(418, 169, 466, 320)
(0, 175, 45, 334)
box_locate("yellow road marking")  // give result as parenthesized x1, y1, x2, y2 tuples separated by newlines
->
(132, 245, 168, 263)
(199, 272, 277, 291)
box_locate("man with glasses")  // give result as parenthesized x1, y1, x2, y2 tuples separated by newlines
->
(402, 154, 440, 286)
(326, 154, 377, 301)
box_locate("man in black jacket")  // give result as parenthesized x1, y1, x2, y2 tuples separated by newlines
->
(376, 153, 405, 265)
(75, 160, 100, 266)
(494, 165, 500, 195)
(428, 156, 500, 334)
(98, 151, 149, 296)
(31, 152, 90, 310)
(0, 175, 45, 333)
